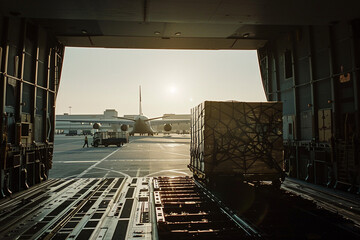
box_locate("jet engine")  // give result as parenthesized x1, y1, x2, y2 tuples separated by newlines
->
(121, 124, 128, 131)
(93, 123, 101, 129)
(164, 123, 172, 132)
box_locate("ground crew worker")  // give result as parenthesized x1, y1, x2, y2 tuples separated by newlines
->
(83, 135, 89, 148)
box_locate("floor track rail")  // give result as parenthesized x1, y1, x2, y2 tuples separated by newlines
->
(153, 176, 261, 240)
(194, 179, 262, 238)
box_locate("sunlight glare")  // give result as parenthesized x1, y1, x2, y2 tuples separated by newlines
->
(169, 86, 177, 94)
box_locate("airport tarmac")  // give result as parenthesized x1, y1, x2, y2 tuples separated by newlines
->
(50, 134, 192, 178)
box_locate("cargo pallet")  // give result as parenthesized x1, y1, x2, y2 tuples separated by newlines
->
(190, 101, 285, 187)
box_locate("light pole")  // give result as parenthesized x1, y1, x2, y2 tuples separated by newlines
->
(68, 106, 72, 134)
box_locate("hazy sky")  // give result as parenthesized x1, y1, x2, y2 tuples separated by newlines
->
(56, 48, 266, 118)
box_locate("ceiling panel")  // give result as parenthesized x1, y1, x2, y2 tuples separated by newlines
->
(58, 36, 242, 49)
(1, 0, 360, 49)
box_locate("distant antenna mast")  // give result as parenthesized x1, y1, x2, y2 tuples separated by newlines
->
(139, 85, 143, 115)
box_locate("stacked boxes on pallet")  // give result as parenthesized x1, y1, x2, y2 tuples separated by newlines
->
(189, 101, 284, 183)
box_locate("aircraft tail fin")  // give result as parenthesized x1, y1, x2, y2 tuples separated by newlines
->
(139, 85, 143, 116)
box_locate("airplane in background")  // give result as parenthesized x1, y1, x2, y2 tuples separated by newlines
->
(57, 86, 190, 136)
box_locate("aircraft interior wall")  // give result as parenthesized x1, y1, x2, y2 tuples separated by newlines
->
(257, 20, 360, 192)
(0, 16, 64, 197)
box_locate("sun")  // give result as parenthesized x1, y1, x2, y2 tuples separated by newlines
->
(169, 86, 177, 94)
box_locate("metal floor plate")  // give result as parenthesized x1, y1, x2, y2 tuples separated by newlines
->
(0, 177, 153, 240)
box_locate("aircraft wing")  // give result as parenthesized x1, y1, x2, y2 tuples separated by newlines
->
(56, 118, 135, 126)
(149, 119, 190, 126)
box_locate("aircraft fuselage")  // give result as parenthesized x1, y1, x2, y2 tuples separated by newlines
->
(130, 116, 155, 136)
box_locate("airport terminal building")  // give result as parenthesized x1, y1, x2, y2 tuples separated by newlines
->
(55, 109, 119, 134)
(55, 109, 190, 135)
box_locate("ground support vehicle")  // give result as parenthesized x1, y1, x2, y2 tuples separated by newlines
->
(65, 130, 81, 136)
(92, 131, 128, 147)
(189, 101, 285, 187)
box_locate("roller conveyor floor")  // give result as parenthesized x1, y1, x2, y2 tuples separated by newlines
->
(0, 177, 359, 240)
